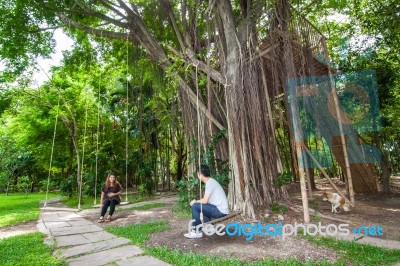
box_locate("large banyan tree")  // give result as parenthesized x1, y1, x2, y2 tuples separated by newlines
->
(0, 0, 287, 217)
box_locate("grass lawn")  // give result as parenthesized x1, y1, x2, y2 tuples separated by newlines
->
(0, 232, 64, 266)
(105, 220, 169, 245)
(0, 192, 61, 228)
(306, 235, 400, 266)
(105, 220, 335, 265)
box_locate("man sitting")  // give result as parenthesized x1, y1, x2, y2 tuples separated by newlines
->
(184, 164, 229, 239)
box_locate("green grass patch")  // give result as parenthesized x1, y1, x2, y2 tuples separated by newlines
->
(123, 202, 167, 211)
(172, 202, 192, 219)
(0, 232, 64, 266)
(105, 220, 168, 246)
(0, 192, 61, 228)
(306, 235, 400, 265)
(146, 246, 334, 266)
(62, 194, 150, 209)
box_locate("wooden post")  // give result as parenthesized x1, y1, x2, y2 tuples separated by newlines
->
(302, 143, 352, 205)
(329, 89, 355, 206)
(322, 38, 355, 206)
(289, 89, 310, 224)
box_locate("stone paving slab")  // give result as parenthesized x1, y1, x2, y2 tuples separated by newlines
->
(50, 224, 103, 236)
(55, 234, 93, 247)
(68, 245, 143, 266)
(61, 237, 131, 258)
(41, 207, 80, 212)
(40, 213, 63, 222)
(44, 221, 71, 228)
(69, 220, 95, 226)
(116, 255, 171, 266)
(82, 231, 117, 242)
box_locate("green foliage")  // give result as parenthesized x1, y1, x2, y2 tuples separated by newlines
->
(176, 175, 200, 209)
(139, 178, 155, 197)
(60, 175, 77, 198)
(0, 233, 64, 266)
(275, 171, 293, 187)
(105, 220, 168, 246)
(0, 0, 55, 80)
(271, 201, 288, 215)
(0, 192, 60, 227)
(37, 179, 58, 192)
(15, 175, 32, 196)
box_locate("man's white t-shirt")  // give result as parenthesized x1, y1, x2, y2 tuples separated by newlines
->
(205, 178, 229, 214)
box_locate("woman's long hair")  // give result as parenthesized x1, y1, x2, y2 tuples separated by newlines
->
(105, 172, 121, 188)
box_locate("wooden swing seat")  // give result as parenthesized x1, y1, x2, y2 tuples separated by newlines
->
(203, 210, 242, 225)
(92, 201, 129, 208)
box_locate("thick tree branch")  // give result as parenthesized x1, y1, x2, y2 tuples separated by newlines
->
(72, 0, 127, 28)
(58, 14, 131, 41)
(166, 45, 226, 85)
(97, 0, 126, 17)
(160, 0, 186, 52)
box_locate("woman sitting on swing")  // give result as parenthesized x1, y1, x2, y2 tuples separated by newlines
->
(98, 172, 122, 223)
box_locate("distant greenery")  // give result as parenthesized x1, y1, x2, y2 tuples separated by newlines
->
(105, 220, 168, 246)
(306, 235, 400, 265)
(0, 192, 60, 228)
(123, 202, 166, 211)
(0, 233, 64, 266)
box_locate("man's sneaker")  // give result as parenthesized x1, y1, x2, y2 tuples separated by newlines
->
(184, 230, 203, 239)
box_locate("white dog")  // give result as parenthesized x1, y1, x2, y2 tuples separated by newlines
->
(322, 192, 350, 213)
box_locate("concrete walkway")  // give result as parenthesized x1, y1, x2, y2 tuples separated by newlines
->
(37, 198, 171, 266)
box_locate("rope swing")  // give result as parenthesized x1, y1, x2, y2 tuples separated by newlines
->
(94, 68, 101, 206)
(43, 95, 60, 208)
(122, 30, 130, 205)
(78, 98, 89, 210)
(194, 62, 204, 225)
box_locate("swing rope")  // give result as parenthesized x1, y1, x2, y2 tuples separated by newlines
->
(78, 99, 89, 210)
(44, 95, 60, 208)
(94, 71, 101, 205)
(124, 30, 130, 203)
(194, 63, 204, 224)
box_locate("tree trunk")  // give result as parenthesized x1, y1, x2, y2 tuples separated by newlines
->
(217, 0, 288, 218)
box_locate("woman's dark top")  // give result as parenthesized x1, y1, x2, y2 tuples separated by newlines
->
(102, 183, 122, 204)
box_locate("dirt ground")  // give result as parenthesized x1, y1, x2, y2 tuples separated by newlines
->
(85, 197, 341, 263)
(287, 177, 400, 242)
(85, 177, 400, 263)
(2, 177, 399, 263)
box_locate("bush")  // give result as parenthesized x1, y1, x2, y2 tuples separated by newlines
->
(139, 178, 154, 196)
(275, 171, 293, 187)
(60, 175, 77, 197)
(16, 176, 32, 195)
(176, 174, 199, 208)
